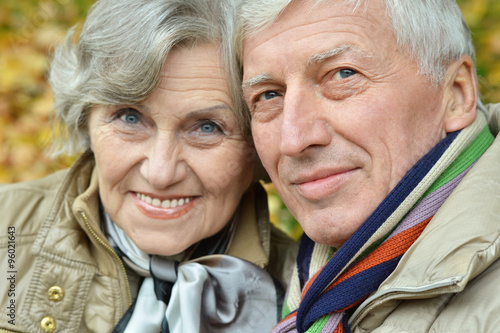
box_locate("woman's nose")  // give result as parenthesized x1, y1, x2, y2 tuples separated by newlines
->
(139, 134, 187, 189)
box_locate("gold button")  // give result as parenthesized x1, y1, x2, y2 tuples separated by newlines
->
(47, 286, 64, 302)
(40, 316, 56, 332)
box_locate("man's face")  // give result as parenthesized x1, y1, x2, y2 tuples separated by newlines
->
(242, 0, 449, 247)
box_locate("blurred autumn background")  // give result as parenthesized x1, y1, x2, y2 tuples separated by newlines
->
(1, 0, 499, 240)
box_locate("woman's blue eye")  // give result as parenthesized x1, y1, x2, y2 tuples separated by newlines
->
(199, 121, 222, 134)
(201, 123, 216, 132)
(119, 112, 139, 124)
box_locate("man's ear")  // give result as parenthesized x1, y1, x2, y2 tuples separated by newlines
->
(443, 55, 477, 133)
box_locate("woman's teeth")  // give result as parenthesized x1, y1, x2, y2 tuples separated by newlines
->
(136, 193, 191, 208)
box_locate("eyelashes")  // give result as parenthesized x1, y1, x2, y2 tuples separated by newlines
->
(108, 107, 228, 147)
(257, 90, 282, 102)
(116, 108, 142, 125)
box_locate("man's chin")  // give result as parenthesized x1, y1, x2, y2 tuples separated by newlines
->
(300, 225, 349, 249)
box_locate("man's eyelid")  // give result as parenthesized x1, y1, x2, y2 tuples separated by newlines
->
(248, 84, 284, 104)
(334, 68, 358, 79)
(244, 88, 266, 108)
(243, 74, 283, 99)
(317, 65, 360, 85)
(257, 90, 283, 102)
(313, 52, 371, 83)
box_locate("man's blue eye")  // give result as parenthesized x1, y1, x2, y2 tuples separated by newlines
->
(335, 69, 357, 79)
(258, 91, 281, 101)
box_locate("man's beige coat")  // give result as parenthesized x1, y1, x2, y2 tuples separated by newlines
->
(352, 104, 500, 332)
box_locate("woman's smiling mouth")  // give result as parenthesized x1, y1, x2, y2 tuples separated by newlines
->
(133, 192, 197, 219)
(136, 192, 193, 208)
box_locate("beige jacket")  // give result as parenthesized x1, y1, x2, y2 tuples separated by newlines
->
(0, 152, 297, 333)
(351, 104, 500, 332)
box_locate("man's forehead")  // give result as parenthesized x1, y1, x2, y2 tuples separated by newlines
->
(241, 0, 384, 53)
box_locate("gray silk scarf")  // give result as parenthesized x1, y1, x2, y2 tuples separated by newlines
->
(104, 214, 282, 332)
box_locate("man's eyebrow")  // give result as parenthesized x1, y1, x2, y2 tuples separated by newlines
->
(242, 73, 273, 88)
(306, 44, 372, 66)
(242, 45, 373, 88)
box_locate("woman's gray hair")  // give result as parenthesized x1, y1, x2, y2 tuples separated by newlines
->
(49, 0, 247, 156)
(236, 0, 478, 88)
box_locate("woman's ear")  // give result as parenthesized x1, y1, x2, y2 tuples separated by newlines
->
(443, 55, 478, 133)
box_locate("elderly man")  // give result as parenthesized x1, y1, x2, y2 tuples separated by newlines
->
(237, 0, 500, 332)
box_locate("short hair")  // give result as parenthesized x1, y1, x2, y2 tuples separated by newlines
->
(49, 0, 247, 156)
(235, 0, 477, 88)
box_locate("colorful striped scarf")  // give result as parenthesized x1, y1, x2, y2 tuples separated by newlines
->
(273, 113, 493, 333)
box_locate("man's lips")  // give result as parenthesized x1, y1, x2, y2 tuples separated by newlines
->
(132, 192, 198, 219)
(292, 168, 358, 201)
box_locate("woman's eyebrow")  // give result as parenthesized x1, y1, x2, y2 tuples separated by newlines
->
(185, 104, 233, 117)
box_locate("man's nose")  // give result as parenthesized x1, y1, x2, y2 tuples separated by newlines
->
(140, 134, 187, 189)
(279, 87, 332, 157)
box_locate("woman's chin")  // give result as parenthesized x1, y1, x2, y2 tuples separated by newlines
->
(133, 237, 191, 257)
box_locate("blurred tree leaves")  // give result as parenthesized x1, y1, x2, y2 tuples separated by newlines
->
(0, 0, 92, 182)
(1, 0, 499, 239)
(457, 0, 500, 103)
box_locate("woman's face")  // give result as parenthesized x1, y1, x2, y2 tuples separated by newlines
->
(88, 44, 254, 255)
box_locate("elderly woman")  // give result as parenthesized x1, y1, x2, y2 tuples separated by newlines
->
(0, 0, 297, 332)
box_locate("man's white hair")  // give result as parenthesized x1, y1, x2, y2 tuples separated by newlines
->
(236, 0, 476, 88)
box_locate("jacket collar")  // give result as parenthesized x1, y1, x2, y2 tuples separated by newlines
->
(351, 108, 500, 325)
(486, 103, 500, 135)
(226, 183, 271, 268)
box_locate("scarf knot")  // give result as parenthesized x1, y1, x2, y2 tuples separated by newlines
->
(104, 217, 284, 333)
